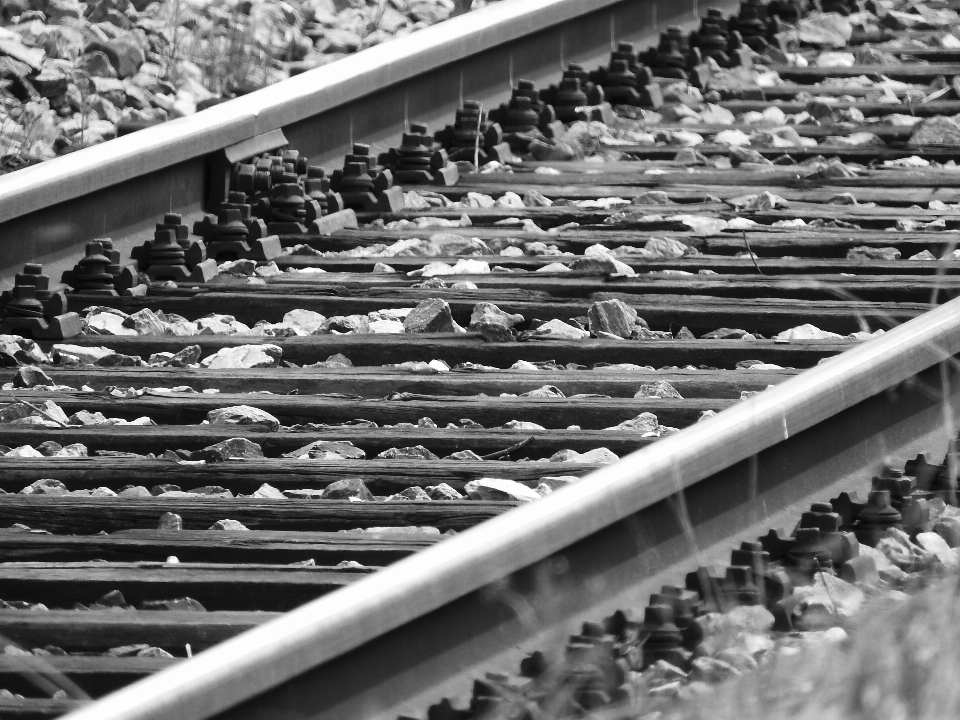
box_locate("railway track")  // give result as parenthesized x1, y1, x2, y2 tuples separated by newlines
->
(0, 0, 960, 717)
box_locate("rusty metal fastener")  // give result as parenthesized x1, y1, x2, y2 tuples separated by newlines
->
(0, 265, 81, 340)
(639, 604, 685, 670)
(130, 215, 218, 284)
(329, 146, 405, 213)
(378, 123, 459, 186)
(853, 489, 903, 547)
(434, 101, 512, 166)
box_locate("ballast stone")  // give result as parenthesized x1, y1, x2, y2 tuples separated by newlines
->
(36, 441, 63, 456)
(283, 489, 326, 500)
(568, 254, 636, 277)
(124, 308, 166, 335)
(445, 450, 484, 461)
(58, 443, 87, 457)
(689, 657, 741, 683)
(376, 445, 439, 460)
(185, 487, 234, 497)
(522, 385, 565, 398)
(469, 302, 523, 343)
(635, 381, 683, 399)
(195, 437, 264, 461)
(857, 543, 906, 583)
(790, 573, 865, 630)
(53, 344, 115, 365)
(607, 412, 660, 433)
(197, 316, 250, 335)
(98, 353, 143, 367)
(548, 447, 619, 463)
(87, 311, 137, 335)
(698, 606, 775, 653)
(317, 315, 369, 335)
(321, 478, 374, 501)
(88, 487, 117, 497)
(587, 299, 638, 339)
(909, 115, 960, 146)
(200, 344, 282, 369)
(526, 319, 590, 340)
(501, 420, 545, 430)
(209, 520, 249, 531)
(387, 487, 432, 501)
(119, 486, 152, 498)
(68, 410, 111, 426)
(701, 328, 754, 340)
(252, 483, 286, 499)
(20, 479, 68, 495)
(641, 236, 691, 260)
(12, 367, 53, 388)
(283, 309, 327, 334)
(207, 406, 280, 432)
(1, 399, 69, 426)
(426, 483, 464, 500)
(465, 478, 541, 502)
(158, 512, 183, 530)
(403, 298, 459, 333)
(160, 345, 202, 368)
(774, 324, 844, 341)
(283, 440, 365, 460)
(916, 532, 960, 570)
(538, 476, 580, 491)
(934, 517, 960, 547)
(0, 336, 48, 365)
(368, 319, 405, 334)
(141, 598, 206, 612)
(847, 246, 900, 261)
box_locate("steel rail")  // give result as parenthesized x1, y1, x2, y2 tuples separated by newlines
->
(57, 296, 960, 720)
(0, 0, 724, 287)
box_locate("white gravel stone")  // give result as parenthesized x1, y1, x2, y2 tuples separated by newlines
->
(526, 319, 589, 340)
(52, 344, 115, 365)
(207, 405, 280, 432)
(252, 483, 287, 499)
(200, 344, 282, 369)
(208, 520, 249, 531)
(282, 309, 326, 334)
(916, 532, 960, 570)
(86, 312, 138, 335)
(464, 478, 541, 502)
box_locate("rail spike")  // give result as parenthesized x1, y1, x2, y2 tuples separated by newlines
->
(0, 264, 81, 340)
(302, 167, 345, 217)
(194, 192, 283, 260)
(588, 43, 664, 108)
(487, 79, 565, 153)
(539, 65, 615, 124)
(378, 123, 460, 186)
(62, 239, 140, 296)
(434, 100, 514, 166)
(131, 213, 219, 283)
(329, 143, 405, 213)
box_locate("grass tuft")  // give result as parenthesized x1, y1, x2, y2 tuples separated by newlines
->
(658, 575, 960, 720)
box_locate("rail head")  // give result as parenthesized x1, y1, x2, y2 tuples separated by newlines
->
(57, 296, 960, 720)
(0, 0, 631, 226)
